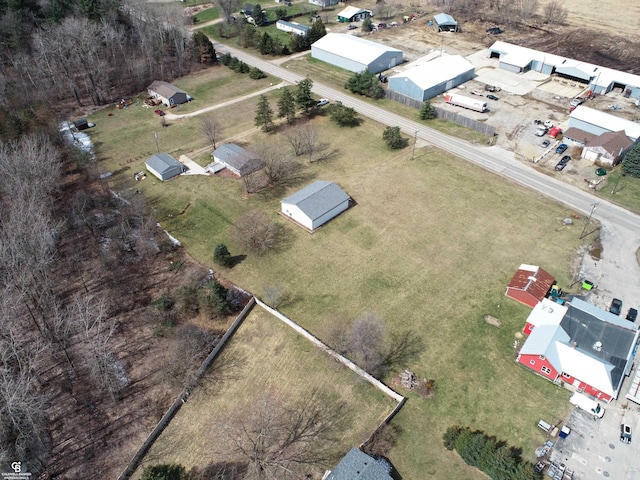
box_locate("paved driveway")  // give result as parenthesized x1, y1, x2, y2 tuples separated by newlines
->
(552, 392, 640, 479)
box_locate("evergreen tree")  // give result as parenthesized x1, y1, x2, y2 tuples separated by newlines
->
(295, 77, 315, 114)
(190, 31, 217, 64)
(259, 32, 274, 55)
(249, 67, 267, 79)
(345, 70, 384, 99)
(255, 95, 274, 132)
(252, 4, 267, 25)
(308, 18, 327, 43)
(140, 464, 189, 480)
(383, 126, 408, 149)
(277, 87, 296, 125)
(622, 143, 640, 177)
(329, 102, 361, 127)
(213, 244, 232, 267)
(419, 100, 437, 120)
(361, 18, 373, 32)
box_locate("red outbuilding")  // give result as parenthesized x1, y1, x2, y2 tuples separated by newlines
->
(505, 264, 555, 308)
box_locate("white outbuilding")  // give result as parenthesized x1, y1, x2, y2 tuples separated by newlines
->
(280, 180, 350, 231)
(145, 153, 186, 181)
(311, 33, 403, 74)
(569, 106, 640, 141)
(388, 55, 475, 102)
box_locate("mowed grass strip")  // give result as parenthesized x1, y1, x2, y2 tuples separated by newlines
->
(138, 307, 398, 476)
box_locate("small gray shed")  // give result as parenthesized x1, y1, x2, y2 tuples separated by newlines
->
(325, 448, 393, 480)
(434, 13, 458, 32)
(281, 180, 350, 231)
(145, 153, 186, 181)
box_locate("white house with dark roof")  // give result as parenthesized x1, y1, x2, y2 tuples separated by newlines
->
(311, 33, 402, 74)
(147, 81, 189, 106)
(324, 448, 393, 480)
(212, 144, 263, 177)
(281, 180, 350, 231)
(517, 298, 639, 402)
(145, 153, 186, 181)
(276, 20, 310, 36)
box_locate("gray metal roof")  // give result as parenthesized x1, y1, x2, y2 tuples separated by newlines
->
(434, 13, 457, 26)
(145, 153, 183, 174)
(561, 298, 638, 392)
(148, 81, 187, 100)
(281, 180, 349, 220)
(212, 144, 263, 176)
(326, 448, 393, 480)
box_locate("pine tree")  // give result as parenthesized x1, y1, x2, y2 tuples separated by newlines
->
(255, 95, 274, 132)
(383, 126, 408, 149)
(308, 18, 327, 43)
(622, 143, 640, 178)
(419, 100, 437, 120)
(277, 87, 296, 125)
(295, 77, 315, 114)
(259, 32, 273, 55)
(214, 244, 232, 267)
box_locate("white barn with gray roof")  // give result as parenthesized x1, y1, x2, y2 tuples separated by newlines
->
(281, 180, 350, 231)
(145, 153, 186, 181)
(311, 33, 402, 74)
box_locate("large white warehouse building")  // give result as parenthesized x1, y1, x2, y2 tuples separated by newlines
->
(388, 55, 475, 102)
(311, 33, 403, 74)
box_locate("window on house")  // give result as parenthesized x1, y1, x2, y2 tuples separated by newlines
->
(539, 355, 545, 360)
(530, 360, 535, 365)
(541, 366, 552, 375)
(561, 372, 571, 378)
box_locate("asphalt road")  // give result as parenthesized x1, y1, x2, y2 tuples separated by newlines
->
(216, 43, 640, 306)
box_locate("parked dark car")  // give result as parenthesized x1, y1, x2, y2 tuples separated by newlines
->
(620, 424, 632, 444)
(610, 298, 623, 316)
(626, 308, 637, 322)
(486, 27, 503, 35)
(555, 143, 568, 154)
(534, 119, 543, 125)
(541, 140, 550, 148)
(486, 94, 499, 101)
(555, 156, 570, 171)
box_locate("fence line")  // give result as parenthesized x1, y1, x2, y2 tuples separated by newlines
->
(254, 298, 405, 404)
(116, 297, 256, 480)
(385, 90, 496, 137)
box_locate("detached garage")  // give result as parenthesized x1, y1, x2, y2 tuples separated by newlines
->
(311, 33, 403, 74)
(281, 180, 350, 231)
(145, 153, 186, 181)
(388, 55, 475, 102)
(434, 13, 458, 32)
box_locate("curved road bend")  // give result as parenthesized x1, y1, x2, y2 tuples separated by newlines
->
(216, 43, 640, 298)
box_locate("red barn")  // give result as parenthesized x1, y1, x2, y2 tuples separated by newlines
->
(505, 264, 555, 308)
(517, 298, 639, 402)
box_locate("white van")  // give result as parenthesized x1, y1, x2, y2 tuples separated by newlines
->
(570, 392, 605, 418)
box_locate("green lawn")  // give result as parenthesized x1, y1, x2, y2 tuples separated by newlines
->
(91, 66, 590, 479)
(137, 307, 398, 478)
(596, 169, 640, 214)
(193, 6, 219, 24)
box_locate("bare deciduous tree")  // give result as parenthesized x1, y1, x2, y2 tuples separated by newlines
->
(542, 1, 568, 24)
(216, 389, 348, 479)
(252, 143, 301, 186)
(216, 0, 242, 22)
(231, 210, 280, 256)
(201, 115, 224, 150)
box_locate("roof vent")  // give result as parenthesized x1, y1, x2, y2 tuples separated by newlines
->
(593, 341, 602, 352)
(527, 276, 537, 282)
(547, 307, 554, 314)
(572, 342, 578, 349)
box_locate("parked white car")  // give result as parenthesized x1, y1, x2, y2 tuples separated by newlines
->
(544, 120, 554, 128)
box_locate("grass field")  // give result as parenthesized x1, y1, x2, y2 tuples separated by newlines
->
(91, 67, 592, 479)
(138, 307, 398, 477)
(193, 6, 219, 24)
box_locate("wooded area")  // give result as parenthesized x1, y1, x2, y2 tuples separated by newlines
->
(0, 1, 224, 477)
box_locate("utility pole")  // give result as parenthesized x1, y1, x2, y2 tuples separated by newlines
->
(153, 131, 159, 153)
(412, 131, 418, 160)
(611, 172, 624, 194)
(579, 203, 599, 239)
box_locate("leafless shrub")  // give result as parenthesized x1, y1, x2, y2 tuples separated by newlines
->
(231, 210, 281, 256)
(542, 1, 568, 24)
(201, 115, 224, 150)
